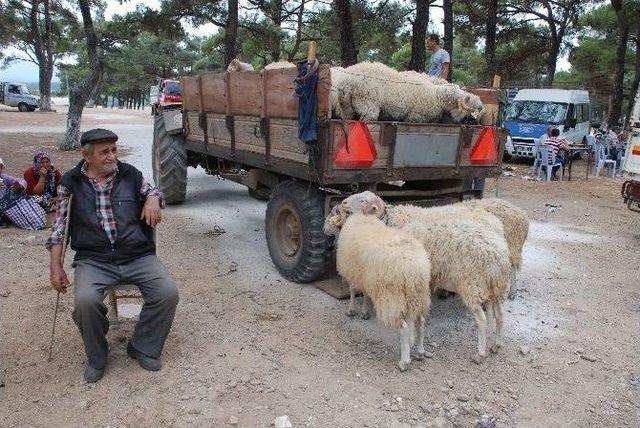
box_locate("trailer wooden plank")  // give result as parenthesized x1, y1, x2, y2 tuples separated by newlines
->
(181, 76, 199, 111)
(234, 116, 266, 156)
(263, 68, 298, 118)
(228, 72, 262, 115)
(201, 74, 226, 113)
(269, 119, 308, 163)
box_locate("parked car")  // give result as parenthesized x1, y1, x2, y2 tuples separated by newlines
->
(0, 82, 39, 112)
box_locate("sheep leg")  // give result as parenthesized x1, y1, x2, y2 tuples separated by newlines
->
(360, 295, 372, 320)
(507, 271, 517, 300)
(413, 316, 427, 360)
(346, 283, 357, 317)
(470, 304, 488, 364)
(490, 302, 504, 354)
(398, 320, 412, 372)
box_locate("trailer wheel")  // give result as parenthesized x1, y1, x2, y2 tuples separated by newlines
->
(18, 102, 29, 112)
(265, 181, 329, 283)
(152, 112, 187, 204)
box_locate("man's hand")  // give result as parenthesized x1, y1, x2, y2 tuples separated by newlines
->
(49, 245, 70, 293)
(141, 196, 162, 228)
(50, 264, 70, 293)
(39, 166, 48, 176)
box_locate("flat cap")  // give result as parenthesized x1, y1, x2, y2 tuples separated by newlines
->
(80, 128, 119, 146)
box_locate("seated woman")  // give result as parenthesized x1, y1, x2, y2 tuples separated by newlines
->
(23, 151, 61, 212)
(0, 158, 28, 226)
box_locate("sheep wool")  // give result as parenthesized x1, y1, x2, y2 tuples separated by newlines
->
(264, 61, 297, 70)
(332, 61, 484, 123)
(336, 214, 431, 330)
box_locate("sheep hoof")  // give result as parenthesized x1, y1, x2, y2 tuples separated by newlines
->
(471, 353, 487, 365)
(397, 361, 410, 372)
(489, 344, 501, 354)
(414, 350, 426, 361)
(346, 309, 357, 317)
(360, 312, 371, 320)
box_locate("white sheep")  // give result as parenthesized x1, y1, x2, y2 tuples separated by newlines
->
(325, 191, 511, 363)
(263, 61, 297, 70)
(391, 198, 529, 299)
(335, 213, 432, 371)
(331, 61, 484, 123)
(227, 59, 255, 72)
(461, 198, 529, 299)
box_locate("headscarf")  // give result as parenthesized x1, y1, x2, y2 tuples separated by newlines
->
(33, 151, 57, 197)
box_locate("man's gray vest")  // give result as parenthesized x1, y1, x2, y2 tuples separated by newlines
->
(61, 161, 155, 264)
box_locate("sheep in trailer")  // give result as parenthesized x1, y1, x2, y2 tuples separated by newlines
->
(324, 192, 511, 363)
(334, 213, 432, 371)
(263, 61, 297, 70)
(227, 59, 255, 72)
(331, 61, 484, 123)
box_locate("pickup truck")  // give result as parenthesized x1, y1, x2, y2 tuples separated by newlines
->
(0, 82, 39, 111)
(151, 63, 507, 283)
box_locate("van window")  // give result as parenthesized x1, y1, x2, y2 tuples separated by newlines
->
(504, 101, 568, 125)
(575, 104, 583, 122)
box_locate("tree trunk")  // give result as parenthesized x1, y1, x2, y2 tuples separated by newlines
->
(270, 0, 283, 61)
(408, 0, 429, 72)
(608, 4, 630, 128)
(544, 38, 561, 87)
(60, 0, 103, 150)
(484, 0, 498, 84)
(443, 0, 453, 80)
(29, 0, 54, 111)
(624, 7, 640, 130)
(224, 0, 238, 68)
(335, 0, 358, 66)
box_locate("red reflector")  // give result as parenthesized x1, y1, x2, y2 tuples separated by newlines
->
(334, 122, 377, 168)
(632, 148, 640, 156)
(470, 127, 498, 165)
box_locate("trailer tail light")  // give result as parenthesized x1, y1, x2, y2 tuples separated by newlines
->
(164, 95, 182, 103)
(334, 121, 377, 169)
(470, 126, 498, 165)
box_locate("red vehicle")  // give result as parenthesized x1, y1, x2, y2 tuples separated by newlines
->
(151, 79, 182, 114)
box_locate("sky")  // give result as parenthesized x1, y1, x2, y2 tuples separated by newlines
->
(0, 0, 571, 84)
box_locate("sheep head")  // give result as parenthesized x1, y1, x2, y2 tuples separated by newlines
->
(449, 92, 485, 124)
(323, 191, 387, 237)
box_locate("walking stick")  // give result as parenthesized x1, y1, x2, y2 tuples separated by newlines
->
(47, 194, 73, 362)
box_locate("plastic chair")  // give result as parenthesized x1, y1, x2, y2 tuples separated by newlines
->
(537, 146, 563, 181)
(531, 137, 544, 175)
(594, 144, 616, 178)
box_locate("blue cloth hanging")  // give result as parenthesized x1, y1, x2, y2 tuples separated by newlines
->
(294, 60, 319, 144)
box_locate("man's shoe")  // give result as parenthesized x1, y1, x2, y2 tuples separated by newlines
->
(127, 341, 162, 371)
(84, 365, 105, 383)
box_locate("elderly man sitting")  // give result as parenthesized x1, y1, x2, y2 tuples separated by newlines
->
(47, 129, 179, 383)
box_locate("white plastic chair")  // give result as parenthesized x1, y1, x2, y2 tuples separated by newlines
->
(594, 144, 616, 178)
(537, 146, 563, 181)
(532, 137, 544, 175)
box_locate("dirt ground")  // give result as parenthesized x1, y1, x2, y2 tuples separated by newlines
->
(0, 107, 638, 427)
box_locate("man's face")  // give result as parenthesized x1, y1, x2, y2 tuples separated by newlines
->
(427, 38, 437, 51)
(84, 141, 118, 176)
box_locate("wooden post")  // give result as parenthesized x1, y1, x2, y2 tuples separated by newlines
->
(492, 74, 501, 89)
(307, 41, 317, 63)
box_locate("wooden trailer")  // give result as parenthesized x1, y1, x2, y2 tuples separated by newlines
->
(152, 64, 506, 283)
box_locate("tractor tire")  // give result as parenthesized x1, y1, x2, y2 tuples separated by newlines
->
(152, 113, 187, 204)
(265, 181, 330, 283)
(248, 185, 271, 201)
(18, 103, 29, 112)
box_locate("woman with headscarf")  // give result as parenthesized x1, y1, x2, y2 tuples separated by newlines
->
(23, 151, 61, 212)
(0, 157, 28, 226)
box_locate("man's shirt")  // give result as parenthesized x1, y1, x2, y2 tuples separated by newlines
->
(428, 48, 450, 77)
(46, 162, 164, 249)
